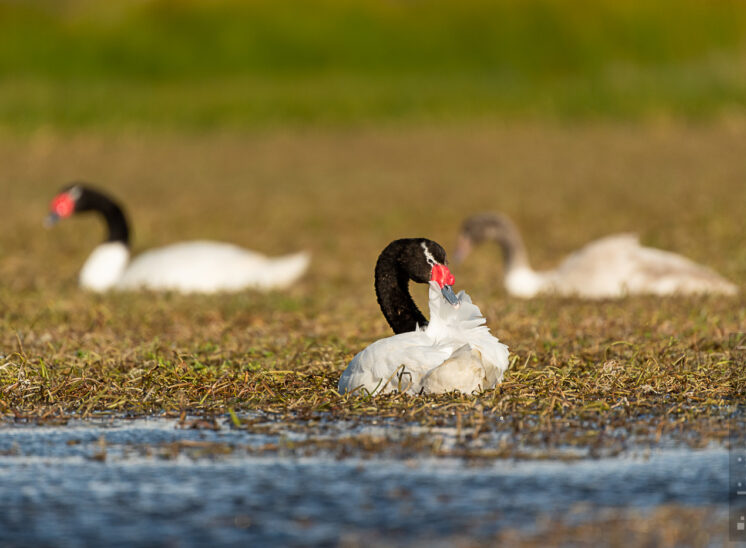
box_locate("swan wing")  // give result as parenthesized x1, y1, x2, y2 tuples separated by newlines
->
(625, 246, 737, 295)
(118, 241, 309, 293)
(338, 330, 455, 395)
(551, 233, 736, 296)
(420, 344, 493, 394)
(549, 233, 642, 297)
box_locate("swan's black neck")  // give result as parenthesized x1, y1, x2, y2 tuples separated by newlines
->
(375, 257, 428, 334)
(374, 238, 447, 334)
(74, 186, 130, 245)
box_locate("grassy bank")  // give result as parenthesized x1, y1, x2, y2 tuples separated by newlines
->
(0, 125, 743, 449)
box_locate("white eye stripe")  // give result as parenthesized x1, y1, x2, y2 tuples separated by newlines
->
(421, 242, 437, 266)
(69, 186, 82, 200)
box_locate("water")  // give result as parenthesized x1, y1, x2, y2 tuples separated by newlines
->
(0, 417, 731, 546)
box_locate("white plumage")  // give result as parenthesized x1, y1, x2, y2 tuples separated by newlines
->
(80, 240, 310, 293)
(506, 234, 738, 299)
(339, 282, 509, 395)
(79, 242, 130, 292)
(457, 213, 738, 299)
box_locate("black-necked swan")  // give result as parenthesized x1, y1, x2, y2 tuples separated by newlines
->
(455, 212, 737, 298)
(338, 238, 509, 395)
(46, 184, 310, 293)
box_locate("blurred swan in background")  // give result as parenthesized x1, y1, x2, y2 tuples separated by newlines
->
(338, 238, 509, 395)
(454, 212, 737, 299)
(46, 183, 310, 293)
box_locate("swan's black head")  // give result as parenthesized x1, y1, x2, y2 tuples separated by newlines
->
(375, 238, 459, 334)
(387, 238, 457, 298)
(46, 183, 130, 245)
(454, 212, 518, 263)
(396, 238, 448, 282)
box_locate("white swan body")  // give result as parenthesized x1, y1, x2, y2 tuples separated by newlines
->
(457, 214, 738, 299)
(48, 185, 311, 294)
(80, 240, 310, 293)
(339, 282, 509, 395)
(511, 234, 737, 299)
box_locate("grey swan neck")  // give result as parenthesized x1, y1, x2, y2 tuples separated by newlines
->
(496, 219, 532, 276)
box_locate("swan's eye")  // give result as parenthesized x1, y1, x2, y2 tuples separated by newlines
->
(50, 193, 76, 218)
(430, 264, 455, 288)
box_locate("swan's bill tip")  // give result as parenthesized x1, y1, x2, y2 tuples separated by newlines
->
(43, 212, 60, 228)
(441, 285, 461, 307)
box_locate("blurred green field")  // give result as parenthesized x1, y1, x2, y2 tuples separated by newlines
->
(1, 0, 745, 129)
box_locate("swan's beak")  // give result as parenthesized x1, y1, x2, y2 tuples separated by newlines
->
(441, 284, 460, 306)
(44, 212, 60, 228)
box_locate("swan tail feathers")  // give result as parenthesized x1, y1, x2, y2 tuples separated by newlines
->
(259, 251, 311, 289)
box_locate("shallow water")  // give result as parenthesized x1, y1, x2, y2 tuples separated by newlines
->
(0, 417, 734, 546)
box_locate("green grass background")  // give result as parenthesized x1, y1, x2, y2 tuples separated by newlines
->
(1, 0, 745, 129)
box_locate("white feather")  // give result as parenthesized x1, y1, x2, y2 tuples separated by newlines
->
(338, 282, 509, 395)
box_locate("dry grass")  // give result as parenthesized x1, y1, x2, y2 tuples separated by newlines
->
(0, 123, 744, 451)
(338, 506, 730, 547)
(490, 505, 729, 548)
